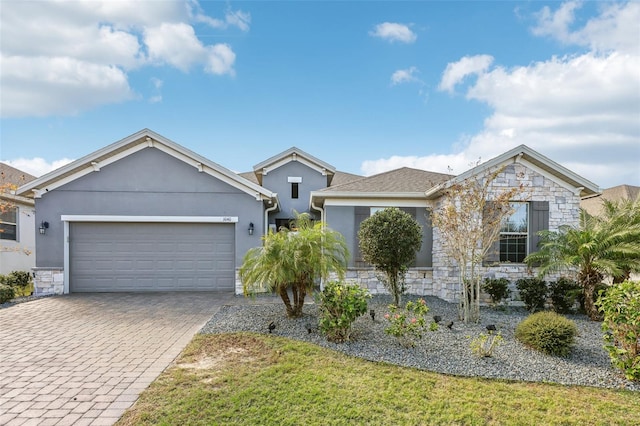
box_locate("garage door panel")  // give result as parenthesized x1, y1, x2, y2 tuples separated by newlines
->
(70, 222, 235, 292)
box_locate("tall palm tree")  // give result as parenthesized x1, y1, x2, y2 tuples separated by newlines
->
(240, 213, 348, 318)
(525, 207, 640, 320)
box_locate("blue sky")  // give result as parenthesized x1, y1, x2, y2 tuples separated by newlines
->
(1, 1, 639, 188)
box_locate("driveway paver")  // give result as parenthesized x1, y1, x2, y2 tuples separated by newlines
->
(0, 292, 238, 425)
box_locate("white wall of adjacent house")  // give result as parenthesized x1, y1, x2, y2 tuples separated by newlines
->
(0, 201, 36, 275)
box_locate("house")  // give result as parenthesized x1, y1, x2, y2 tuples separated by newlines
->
(1, 163, 37, 275)
(16, 129, 600, 301)
(581, 184, 639, 217)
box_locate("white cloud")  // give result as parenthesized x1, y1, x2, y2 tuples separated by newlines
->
(190, 4, 251, 31)
(391, 67, 420, 85)
(4, 158, 75, 178)
(0, 55, 134, 117)
(0, 0, 241, 118)
(532, 1, 640, 54)
(364, 2, 640, 188)
(370, 22, 417, 44)
(438, 55, 494, 93)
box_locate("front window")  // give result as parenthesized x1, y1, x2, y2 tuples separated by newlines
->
(291, 182, 299, 199)
(499, 202, 528, 263)
(0, 206, 17, 241)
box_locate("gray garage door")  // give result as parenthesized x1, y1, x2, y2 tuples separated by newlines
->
(70, 222, 235, 292)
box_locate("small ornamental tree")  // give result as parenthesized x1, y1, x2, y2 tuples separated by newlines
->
(240, 212, 348, 318)
(358, 208, 422, 306)
(430, 165, 525, 323)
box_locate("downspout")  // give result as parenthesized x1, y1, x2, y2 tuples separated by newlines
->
(311, 201, 324, 225)
(264, 199, 278, 236)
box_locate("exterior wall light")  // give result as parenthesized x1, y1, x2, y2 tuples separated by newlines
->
(39, 221, 49, 235)
(248, 222, 254, 235)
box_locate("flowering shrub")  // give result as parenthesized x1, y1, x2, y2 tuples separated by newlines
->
(317, 281, 370, 343)
(384, 299, 431, 347)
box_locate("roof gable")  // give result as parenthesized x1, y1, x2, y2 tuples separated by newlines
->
(16, 129, 276, 202)
(425, 144, 600, 199)
(252, 147, 337, 185)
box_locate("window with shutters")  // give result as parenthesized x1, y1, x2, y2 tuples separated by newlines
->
(499, 202, 528, 263)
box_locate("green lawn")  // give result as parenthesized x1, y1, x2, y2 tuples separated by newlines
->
(117, 333, 638, 426)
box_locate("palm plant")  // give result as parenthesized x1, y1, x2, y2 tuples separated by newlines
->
(240, 213, 348, 318)
(525, 207, 640, 321)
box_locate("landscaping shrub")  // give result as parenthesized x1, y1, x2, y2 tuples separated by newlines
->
(516, 277, 548, 312)
(596, 280, 640, 381)
(384, 298, 431, 347)
(317, 281, 370, 343)
(470, 332, 503, 358)
(0, 284, 15, 304)
(549, 277, 581, 314)
(3, 271, 33, 297)
(515, 311, 577, 357)
(482, 277, 510, 306)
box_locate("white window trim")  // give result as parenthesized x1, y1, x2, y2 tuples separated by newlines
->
(499, 202, 529, 263)
(0, 206, 18, 242)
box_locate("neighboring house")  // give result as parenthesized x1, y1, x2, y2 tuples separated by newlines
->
(16, 129, 600, 301)
(1, 163, 37, 275)
(581, 184, 639, 217)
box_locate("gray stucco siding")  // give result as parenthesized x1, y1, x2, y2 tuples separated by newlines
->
(262, 161, 328, 222)
(34, 147, 264, 268)
(324, 205, 433, 268)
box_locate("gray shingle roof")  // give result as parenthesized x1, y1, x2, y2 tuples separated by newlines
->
(1, 163, 37, 187)
(319, 167, 454, 193)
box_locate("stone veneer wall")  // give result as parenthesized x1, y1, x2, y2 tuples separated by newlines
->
(235, 268, 438, 297)
(32, 267, 64, 296)
(234, 164, 580, 302)
(431, 163, 581, 302)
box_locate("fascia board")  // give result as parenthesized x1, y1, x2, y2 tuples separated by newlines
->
(253, 147, 336, 175)
(324, 198, 431, 207)
(17, 129, 276, 201)
(424, 144, 600, 199)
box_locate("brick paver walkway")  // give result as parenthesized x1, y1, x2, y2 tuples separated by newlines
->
(0, 292, 239, 425)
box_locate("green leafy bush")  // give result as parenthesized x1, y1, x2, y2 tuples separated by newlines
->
(384, 299, 430, 347)
(482, 278, 510, 306)
(3, 271, 33, 297)
(515, 311, 577, 356)
(596, 280, 640, 381)
(516, 277, 548, 312)
(317, 281, 370, 343)
(549, 277, 581, 314)
(0, 284, 15, 304)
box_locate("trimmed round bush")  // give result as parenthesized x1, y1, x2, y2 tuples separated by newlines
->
(482, 277, 510, 306)
(516, 277, 548, 312)
(515, 311, 577, 357)
(549, 277, 581, 314)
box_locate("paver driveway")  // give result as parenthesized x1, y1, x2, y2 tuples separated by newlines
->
(0, 292, 238, 426)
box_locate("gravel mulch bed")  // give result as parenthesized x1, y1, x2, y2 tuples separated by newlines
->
(200, 294, 639, 392)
